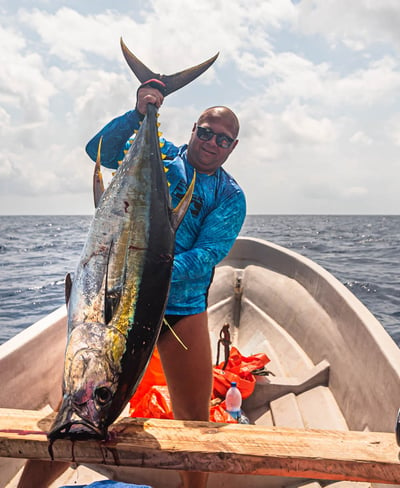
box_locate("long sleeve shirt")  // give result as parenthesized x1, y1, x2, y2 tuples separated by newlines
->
(86, 110, 246, 314)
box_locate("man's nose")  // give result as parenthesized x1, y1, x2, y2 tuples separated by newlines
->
(206, 134, 218, 146)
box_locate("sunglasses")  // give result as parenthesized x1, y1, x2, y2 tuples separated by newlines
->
(196, 126, 235, 149)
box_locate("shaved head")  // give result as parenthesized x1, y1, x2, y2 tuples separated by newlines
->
(187, 105, 239, 174)
(198, 106, 240, 139)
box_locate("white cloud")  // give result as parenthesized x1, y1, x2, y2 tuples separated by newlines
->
(281, 102, 337, 144)
(0, 25, 57, 126)
(252, 51, 400, 113)
(0, 156, 15, 179)
(333, 57, 400, 106)
(342, 186, 369, 198)
(385, 115, 400, 146)
(297, 0, 400, 51)
(350, 131, 372, 145)
(1, 1, 400, 215)
(18, 7, 134, 66)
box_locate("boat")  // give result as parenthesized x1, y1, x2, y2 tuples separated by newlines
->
(1, 236, 399, 487)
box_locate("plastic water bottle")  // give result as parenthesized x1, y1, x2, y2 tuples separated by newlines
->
(225, 381, 242, 421)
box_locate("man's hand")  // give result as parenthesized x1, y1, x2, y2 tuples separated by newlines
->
(136, 86, 164, 115)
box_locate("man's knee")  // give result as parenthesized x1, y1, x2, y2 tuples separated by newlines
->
(173, 402, 210, 422)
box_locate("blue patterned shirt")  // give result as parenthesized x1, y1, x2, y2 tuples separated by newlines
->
(86, 110, 246, 314)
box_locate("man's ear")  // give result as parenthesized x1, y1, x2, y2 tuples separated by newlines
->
(231, 139, 239, 151)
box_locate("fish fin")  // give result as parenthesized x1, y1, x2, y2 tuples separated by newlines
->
(104, 289, 121, 325)
(65, 273, 72, 306)
(104, 241, 121, 325)
(120, 38, 218, 96)
(171, 170, 196, 230)
(93, 136, 105, 208)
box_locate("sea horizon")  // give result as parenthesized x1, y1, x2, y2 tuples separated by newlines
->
(1, 214, 399, 347)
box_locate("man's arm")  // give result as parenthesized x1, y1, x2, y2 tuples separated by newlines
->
(85, 86, 165, 169)
(85, 110, 143, 169)
(171, 190, 246, 282)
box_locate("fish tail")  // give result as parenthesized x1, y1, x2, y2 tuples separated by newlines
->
(120, 38, 218, 96)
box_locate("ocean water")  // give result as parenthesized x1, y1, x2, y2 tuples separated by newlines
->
(0, 215, 399, 347)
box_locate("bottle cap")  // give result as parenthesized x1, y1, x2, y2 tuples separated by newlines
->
(231, 381, 237, 387)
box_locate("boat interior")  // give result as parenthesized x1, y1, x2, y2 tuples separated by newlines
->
(1, 237, 399, 487)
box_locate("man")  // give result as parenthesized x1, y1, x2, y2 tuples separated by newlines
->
(86, 85, 246, 488)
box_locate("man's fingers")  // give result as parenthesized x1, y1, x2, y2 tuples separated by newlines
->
(137, 87, 164, 113)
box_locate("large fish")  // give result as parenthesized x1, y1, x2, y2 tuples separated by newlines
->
(48, 39, 218, 445)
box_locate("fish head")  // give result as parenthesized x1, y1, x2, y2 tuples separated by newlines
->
(49, 329, 121, 441)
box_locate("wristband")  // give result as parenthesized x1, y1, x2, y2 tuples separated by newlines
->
(138, 78, 167, 96)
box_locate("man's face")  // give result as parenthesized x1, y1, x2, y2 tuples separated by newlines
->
(187, 114, 238, 174)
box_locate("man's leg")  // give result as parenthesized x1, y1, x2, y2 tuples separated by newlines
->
(17, 460, 70, 488)
(157, 311, 212, 488)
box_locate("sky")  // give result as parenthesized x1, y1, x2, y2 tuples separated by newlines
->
(1, 0, 400, 215)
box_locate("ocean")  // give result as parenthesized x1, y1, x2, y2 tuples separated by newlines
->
(0, 214, 399, 347)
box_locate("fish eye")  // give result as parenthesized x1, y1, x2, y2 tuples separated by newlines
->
(95, 386, 112, 405)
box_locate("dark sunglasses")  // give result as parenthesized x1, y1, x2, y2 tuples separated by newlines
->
(196, 126, 235, 149)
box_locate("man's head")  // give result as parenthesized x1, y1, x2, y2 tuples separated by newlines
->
(187, 106, 239, 174)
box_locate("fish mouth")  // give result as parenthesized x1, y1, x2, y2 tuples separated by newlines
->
(48, 417, 104, 442)
(48, 396, 106, 442)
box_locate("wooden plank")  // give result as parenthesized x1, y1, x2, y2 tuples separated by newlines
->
(0, 408, 399, 484)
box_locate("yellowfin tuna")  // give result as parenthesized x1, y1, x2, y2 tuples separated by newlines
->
(48, 40, 218, 447)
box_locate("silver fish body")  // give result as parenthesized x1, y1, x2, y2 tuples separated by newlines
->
(49, 103, 181, 442)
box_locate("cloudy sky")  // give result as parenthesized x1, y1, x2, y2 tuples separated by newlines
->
(1, 0, 400, 215)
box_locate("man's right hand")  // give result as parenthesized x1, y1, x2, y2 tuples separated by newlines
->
(136, 86, 164, 115)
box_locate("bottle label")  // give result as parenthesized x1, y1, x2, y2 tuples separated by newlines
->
(227, 410, 240, 420)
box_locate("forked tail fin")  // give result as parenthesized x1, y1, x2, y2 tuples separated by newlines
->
(120, 38, 218, 96)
